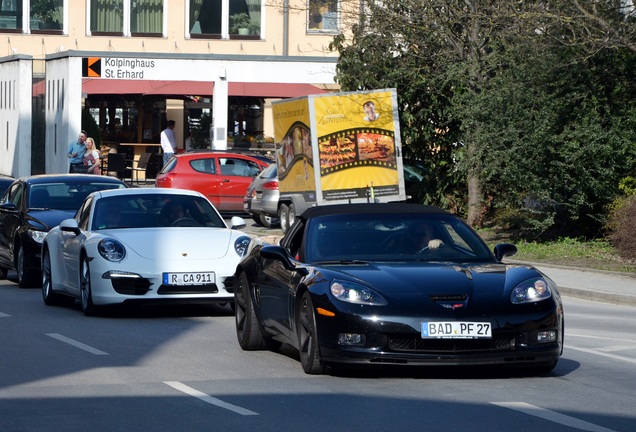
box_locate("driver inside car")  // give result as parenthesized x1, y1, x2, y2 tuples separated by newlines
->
(160, 202, 187, 226)
(404, 221, 444, 253)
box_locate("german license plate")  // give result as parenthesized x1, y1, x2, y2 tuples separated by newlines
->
(163, 272, 215, 286)
(421, 321, 491, 339)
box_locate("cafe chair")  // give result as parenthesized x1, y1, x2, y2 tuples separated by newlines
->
(132, 152, 152, 184)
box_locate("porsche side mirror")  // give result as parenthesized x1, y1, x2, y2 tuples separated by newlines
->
(494, 243, 517, 261)
(59, 218, 81, 236)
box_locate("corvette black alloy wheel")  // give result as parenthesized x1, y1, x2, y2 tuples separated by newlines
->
(235, 272, 269, 350)
(297, 292, 325, 374)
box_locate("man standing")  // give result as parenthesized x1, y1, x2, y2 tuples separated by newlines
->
(67, 130, 87, 173)
(160, 120, 177, 167)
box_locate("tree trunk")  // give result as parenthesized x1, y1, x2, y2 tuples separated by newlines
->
(465, 140, 482, 227)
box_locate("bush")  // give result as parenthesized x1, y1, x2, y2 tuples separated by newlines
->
(608, 195, 636, 260)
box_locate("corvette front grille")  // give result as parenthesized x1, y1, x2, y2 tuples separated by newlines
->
(389, 335, 515, 353)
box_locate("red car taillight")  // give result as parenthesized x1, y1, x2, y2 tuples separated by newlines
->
(156, 173, 175, 188)
(262, 181, 278, 190)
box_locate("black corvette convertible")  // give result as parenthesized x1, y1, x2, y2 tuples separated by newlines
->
(234, 203, 564, 374)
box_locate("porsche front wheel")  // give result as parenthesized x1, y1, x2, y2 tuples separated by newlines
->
(296, 292, 325, 374)
(80, 256, 98, 316)
(42, 249, 63, 306)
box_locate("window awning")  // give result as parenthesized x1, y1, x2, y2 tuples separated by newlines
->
(77, 79, 327, 98)
(33, 79, 328, 98)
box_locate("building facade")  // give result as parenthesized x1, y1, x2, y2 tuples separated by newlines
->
(0, 0, 348, 177)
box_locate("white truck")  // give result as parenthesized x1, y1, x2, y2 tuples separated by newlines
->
(272, 88, 407, 232)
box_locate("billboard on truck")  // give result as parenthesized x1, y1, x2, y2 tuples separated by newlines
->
(273, 88, 404, 202)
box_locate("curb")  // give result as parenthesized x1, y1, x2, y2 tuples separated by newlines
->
(556, 285, 636, 306)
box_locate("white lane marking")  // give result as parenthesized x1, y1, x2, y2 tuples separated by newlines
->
(567, 345, 636, 365)
(568, 333, 636, 343)
(596, 344, 636, 353)
(46, 333, 108, 355)
(164, 381, 259, 416)
(0, 312, 11, 318)
(492, 402, 617, 432)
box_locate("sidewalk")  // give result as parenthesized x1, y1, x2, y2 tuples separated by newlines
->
(527, 263, 636, 306)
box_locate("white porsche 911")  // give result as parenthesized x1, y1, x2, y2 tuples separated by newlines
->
(41, 188, 252, 316)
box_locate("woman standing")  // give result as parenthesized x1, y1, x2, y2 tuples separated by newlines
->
(83, 137, 101, 174)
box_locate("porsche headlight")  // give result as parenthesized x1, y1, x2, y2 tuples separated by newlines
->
(511, 277, 552, 304)
(98, 238, 126, 262)
(28, 229, 47, 244)
(330, 280, 388, 306)
(234, 236, 251, 257)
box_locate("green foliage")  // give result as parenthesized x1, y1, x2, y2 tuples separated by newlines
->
(330, 1, 636, 239)
(618, 177, 636, 196)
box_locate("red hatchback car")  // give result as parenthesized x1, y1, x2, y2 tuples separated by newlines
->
(155, 152, 270, 213)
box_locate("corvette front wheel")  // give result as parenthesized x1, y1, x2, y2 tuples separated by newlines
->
(235, 272, 269, 350)
(296, 292, 325, 374)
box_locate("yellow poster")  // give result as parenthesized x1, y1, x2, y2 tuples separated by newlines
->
(273, 89, 401, 201)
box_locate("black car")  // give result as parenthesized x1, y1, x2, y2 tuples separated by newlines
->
(0, 174, 127, 287)
(234, 203, 564, 374)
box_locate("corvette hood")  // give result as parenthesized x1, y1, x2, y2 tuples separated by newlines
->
(324, 262, 544, 310)
(104, 228, 240, 260)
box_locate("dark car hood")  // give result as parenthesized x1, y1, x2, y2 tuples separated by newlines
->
(26, 209, 76, 231)
(321, 261, 547, 312)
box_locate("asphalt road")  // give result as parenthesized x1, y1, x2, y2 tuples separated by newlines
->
(1, 266, 636, 432)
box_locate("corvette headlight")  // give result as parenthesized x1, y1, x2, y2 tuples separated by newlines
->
(234, 236, 251, 257)
(511, 277, 552, 304)
(28, 229, 47, 244)
(330, 280, 388, 306)
(98, 238, 126, 262)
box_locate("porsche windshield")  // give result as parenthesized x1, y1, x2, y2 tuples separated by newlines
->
(92, 194, 225, 230)
(305, 213, 493, 263)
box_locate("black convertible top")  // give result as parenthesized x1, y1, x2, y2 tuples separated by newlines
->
(299, 203, 451, 221)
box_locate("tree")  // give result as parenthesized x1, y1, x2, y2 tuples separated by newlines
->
(330, 0, 636, 233)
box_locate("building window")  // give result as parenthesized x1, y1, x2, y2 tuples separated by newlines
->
(131, 0, 163, 34)
(307, 0, 338, 32)
(89, 0, 163, 36)
(91, 0, 124, 34)
(31, 0, 63, 31)
(189, 0, 261, 38)
(0, 0, 23, 31)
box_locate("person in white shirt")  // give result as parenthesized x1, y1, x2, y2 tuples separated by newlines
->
(160, 120, 178, 167)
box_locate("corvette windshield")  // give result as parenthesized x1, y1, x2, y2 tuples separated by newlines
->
(305, 213, 493, 263)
